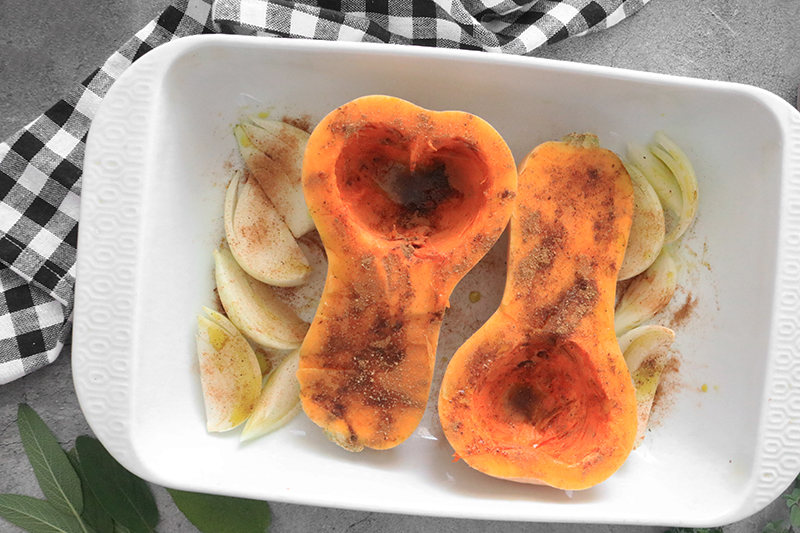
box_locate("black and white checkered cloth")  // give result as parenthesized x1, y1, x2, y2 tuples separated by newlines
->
(0, 0, 649, 384)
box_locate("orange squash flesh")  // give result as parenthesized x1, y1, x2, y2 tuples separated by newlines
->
(298, 95, 517, 451)
(438, 133, 638, 489)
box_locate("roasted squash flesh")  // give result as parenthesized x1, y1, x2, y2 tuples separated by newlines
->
(299, 95, 517, 451)
(439, 133, 638, 489)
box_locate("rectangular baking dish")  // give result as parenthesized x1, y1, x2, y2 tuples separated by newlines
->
(74, 34, 800, 528)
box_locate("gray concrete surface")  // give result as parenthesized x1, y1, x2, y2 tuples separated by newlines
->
(2, 0, 800, 532)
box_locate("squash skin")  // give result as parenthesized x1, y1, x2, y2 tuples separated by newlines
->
(438, 133, 638, 489)
(298, 95, 518, 451)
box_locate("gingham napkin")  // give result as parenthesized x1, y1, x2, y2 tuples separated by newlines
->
(0, 0, 649, 384)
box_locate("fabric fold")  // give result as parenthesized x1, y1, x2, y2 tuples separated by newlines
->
(0, 0, 649, 384)
(213, 0, 648, 52)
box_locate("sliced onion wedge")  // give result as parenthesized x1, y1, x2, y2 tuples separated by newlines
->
(648, 131, 700, 243)
(614, 248, 677, 337)
(627, 141, 682, 242)
(224, 170, 311, 287)
(619, 325, 676, 448)
(234, 119, 315, 238)
(240, 347, 302, 442)
(618, 160, 666, 281)
(214, 246, 309, 350)
(196, 308, 262, 432)
(270, 233, 328, 324)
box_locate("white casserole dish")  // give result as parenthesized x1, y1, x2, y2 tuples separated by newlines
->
(74, 34, 800, 528)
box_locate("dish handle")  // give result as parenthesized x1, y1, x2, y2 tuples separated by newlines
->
(754, 97, 800, 512)
(72, 39, 196, 474)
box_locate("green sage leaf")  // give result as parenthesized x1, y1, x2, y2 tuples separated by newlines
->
(166, 489, 271, 533)
(66, 448, 115, 533)
(791, 502, 800, 528)
(784, 487, 800, 508)
(0, 494, 92, 533)
(74, 436, 158, 533)
(762, 520, 790, 533)
(17, 404, 83, 518)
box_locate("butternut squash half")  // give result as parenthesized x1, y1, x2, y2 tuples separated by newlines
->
(439, 133, 638, 489)
(298, 95, 517, 451)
